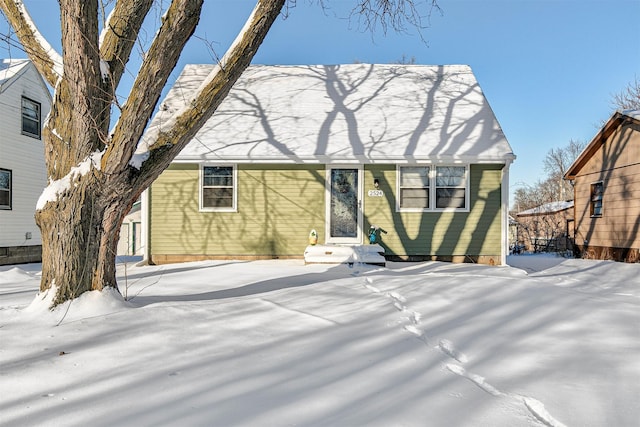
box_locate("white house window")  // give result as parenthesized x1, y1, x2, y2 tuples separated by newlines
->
(590, 181, 603, 217)
(397, 165, 468, 211)
(399, 166, 430, 209)
(201, 165, 236, 211)
(0, 168, 12, 210)
(21, 97, 41, 139)
(436, 166, 467, 209)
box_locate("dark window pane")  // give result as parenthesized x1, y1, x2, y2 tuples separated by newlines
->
(590, 182, 603, 216)
(204, 166, 232, 177)
(22, 119, 40, 137)
(203, 187, 233, 208)
(0, 191, 9, 207)
(21, 97, 41, 138)
(0, 170, 10, 189)
(0, 169, 10, 209)
(436, 188, 466, 208)
(203, 175, 233, 187)
(436, 166, 465, 186)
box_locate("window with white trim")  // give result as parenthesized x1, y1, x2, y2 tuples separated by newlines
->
(399, 166, 430, 209)
(21, 97, 41, 139)
(435, 166, 467, 209)
(397, 165, 468, 211)
(0, 168, 12, 210)
(201, 165, 236, 211)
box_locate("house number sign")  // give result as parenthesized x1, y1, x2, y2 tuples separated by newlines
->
(368, 190, 384, 197)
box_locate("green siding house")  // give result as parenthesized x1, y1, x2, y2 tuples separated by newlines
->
(143, 64, 515, 265)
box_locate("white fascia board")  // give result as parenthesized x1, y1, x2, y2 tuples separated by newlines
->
(172, 154, 514, 165)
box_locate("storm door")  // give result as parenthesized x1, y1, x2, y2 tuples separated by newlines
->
(326, 167, 362, 244)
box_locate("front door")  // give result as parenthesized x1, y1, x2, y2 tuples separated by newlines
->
(326, 167, 362, 244)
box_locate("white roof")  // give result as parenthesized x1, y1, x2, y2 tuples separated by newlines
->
(517, 200, 574, 216)
(151, 64, 514, 164)
(0, 59, 31, 92)
(621, 109, 640, 121)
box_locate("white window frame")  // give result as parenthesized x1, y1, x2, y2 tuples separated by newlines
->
(0, 168, 11, 210)
(397, 165, 430, 212)
(21, 96, 41, 139)
(200, 164, 237, 212)
(434, 165, 469, 211)
(396, 164, 470, 212)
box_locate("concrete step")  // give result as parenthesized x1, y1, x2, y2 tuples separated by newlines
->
(304, 244, 386, 266)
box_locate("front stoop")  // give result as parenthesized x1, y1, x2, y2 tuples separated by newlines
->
(304, 244, 386, 266)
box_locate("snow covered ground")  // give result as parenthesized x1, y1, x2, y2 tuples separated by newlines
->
(1, 254, 638, 426)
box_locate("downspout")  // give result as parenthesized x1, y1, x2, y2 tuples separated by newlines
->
(501, 154, 516, 265)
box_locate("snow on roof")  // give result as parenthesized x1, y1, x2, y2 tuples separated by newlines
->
(621, 109, 640, 121)
(148, 64, 514, 164)
(0, 58, 31, 91)
(516, 200, 574, 216)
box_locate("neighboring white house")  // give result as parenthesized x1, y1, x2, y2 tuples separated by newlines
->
(117, 200, 143, 257)
(0, 59, 51, 265)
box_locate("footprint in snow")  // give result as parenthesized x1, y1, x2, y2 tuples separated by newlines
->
(446, 365, 568, 426)
(522, 397, 567, 427)
(404, 324, 423, 336)
(409, 311, 421, 324)
(387, 291, 406, 303)
(392, 301, 406, 311)
(387, 291, 407, 311)
(364, 283, 381, 293)
(438, 339, 468, 363)
(363, 277, 382, 293)
(446, 364, 502, 397)
(403, 324, 429, 344)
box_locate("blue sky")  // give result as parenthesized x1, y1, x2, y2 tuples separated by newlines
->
(2, 0, 639, 203)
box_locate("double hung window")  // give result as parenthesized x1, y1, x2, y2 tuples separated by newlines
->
(399, 166, 430, 209)
(0, 169, 11, 210)
(21, 97, 41, 139)
(435, 166, 467, 209)
(398, 165, 468, 211)
(590, 182, 603, 217)
(201, 165, 236, 211)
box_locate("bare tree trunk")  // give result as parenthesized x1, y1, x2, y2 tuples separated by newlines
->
(8, 0, 285, 307)
(35, 169, 140, 304)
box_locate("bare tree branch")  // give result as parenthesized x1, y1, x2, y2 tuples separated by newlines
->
(611, 76, 640, 111)
(105, 0, 204, 174)
(0, 0, 63, 85)
(130, 0, 287, 189)
(350, 0, 441, 40)
(99, 0, 154, 91)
